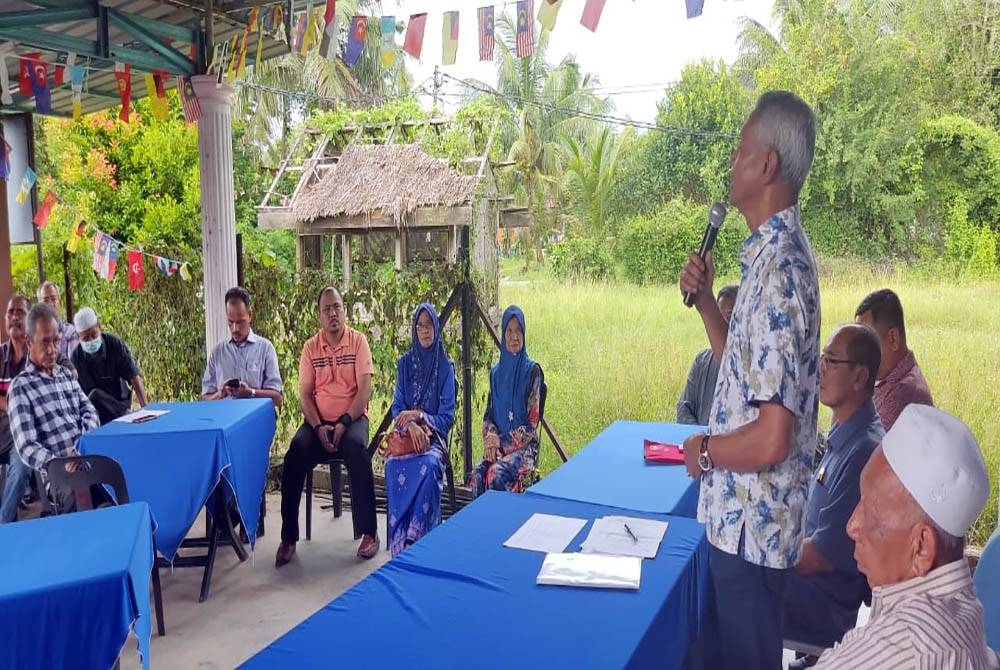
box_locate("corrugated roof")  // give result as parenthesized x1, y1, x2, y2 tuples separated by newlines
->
(0, 0, 298, 117)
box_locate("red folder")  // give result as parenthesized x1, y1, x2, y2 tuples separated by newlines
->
(643, 439, 685, 464)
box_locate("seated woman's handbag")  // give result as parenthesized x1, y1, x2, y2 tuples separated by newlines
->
(385, 421, 433, 457)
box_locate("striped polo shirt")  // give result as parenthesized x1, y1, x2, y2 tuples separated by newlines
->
(814, 559, 1000, 669)
(298, 327, 374, 422)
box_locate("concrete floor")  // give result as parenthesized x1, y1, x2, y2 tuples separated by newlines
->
(119, 492, 388, 670)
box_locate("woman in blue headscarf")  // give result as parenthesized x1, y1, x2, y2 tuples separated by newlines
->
(471, 305, 542, 497)
(384, 303, 456, 557)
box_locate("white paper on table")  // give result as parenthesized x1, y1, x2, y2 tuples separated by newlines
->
(113, 409, 171, 424)
(537, 552, 642, 590)
(579, 516, 669, 559)
(503, 513, 588, 554)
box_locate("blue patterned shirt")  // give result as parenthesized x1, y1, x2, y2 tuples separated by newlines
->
(700, 204, 821, 569)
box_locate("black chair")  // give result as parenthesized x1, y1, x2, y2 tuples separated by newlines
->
(516, 365, 548, 491)
(46, 455, 165, 637)
(304, 407, 461, 541)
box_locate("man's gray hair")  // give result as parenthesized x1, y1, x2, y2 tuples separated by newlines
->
(26, 303, 58, 338)
(36, 280, 60, 302)
(751, 91, 816, 196)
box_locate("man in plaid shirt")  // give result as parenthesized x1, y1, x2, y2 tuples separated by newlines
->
(9, 303, 99, 511)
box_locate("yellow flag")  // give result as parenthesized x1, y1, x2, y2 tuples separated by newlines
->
(301, 10, 320, 55)
(538, 0, 564, 32)
(66, 220, 88, 253)
(442, 11, 458, 66)
(144, 74, 169, 121)
(226, 36, 239, 81)
(72, 100, 82, 120)
(179, 263, 192, 281)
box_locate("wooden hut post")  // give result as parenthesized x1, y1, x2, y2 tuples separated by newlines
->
(341, 234, 351, 288)
(394, 230, 406, 271)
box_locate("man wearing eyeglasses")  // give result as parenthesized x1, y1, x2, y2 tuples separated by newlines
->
(276, 286, 378, 567)
(783, 323, 885, 668)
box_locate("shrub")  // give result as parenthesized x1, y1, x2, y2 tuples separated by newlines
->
(616, 197, 744, 285)
(549, 237, 615, 281)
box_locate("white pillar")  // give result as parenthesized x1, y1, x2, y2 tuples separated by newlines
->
(192, 75, 237, 359)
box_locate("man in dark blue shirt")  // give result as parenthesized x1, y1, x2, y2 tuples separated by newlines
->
(784, 323, 885, 666)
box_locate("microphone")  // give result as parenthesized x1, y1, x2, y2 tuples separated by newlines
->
(683, 202, 728, 307)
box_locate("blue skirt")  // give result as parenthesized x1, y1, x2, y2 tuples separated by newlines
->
(385, 446, 445, 557)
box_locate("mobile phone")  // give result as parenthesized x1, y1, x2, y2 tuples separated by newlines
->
(224, 378, 240, 389)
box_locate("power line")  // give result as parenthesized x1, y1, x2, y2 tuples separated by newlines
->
(439, 72, 739, 140)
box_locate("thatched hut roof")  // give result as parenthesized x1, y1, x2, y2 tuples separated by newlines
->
(292, 143, 480, 224)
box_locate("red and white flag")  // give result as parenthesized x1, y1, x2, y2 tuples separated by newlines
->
(92, 233, 118, 281)
(319, 0, 338, 60)
(478, 6, 495, 62)
(127, 249, 144, 291)
(177, 75, 202, 124)
(515, 1, 535, 59)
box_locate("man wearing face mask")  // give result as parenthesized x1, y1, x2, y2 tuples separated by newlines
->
(70, 307, 148, 424)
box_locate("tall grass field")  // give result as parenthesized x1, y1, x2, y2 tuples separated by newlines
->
(497, 264, 1000, 546)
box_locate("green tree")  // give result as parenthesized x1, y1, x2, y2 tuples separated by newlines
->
(484, 18, 611, 262)
(609, 60, 750, 221)
(563, 126, 633, 236)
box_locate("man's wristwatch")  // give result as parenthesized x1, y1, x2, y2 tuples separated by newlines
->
(698, 434, 714, 472)
(337, 413, 353, 428)
(250, 388, 257, 398)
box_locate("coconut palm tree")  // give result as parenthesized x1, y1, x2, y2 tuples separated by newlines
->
(481, 17, 611, 261)
(564, 126, 633, 236)
(234, 1, 410, 162)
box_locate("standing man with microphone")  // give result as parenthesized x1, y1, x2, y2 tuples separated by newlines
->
(679, 91, 822, 669)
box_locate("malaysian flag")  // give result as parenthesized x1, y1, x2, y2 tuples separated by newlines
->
(478, 6, 494, 61)
(515, 1, 534, 59)
(177, 75, 202, 124)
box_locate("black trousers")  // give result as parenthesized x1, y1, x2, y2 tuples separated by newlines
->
(280, 419, 375, 544)
(88, 388, 131, 425)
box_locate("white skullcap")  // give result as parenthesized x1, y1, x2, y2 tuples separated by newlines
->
(882, 404, 989, 537)
(73, 307, 99, 332)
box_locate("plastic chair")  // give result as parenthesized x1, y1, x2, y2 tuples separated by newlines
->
(973, 529, 1000, 650)
(46, 455, 165, 637)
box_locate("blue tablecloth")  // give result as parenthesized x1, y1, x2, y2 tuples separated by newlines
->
(241, 492, 709, 669)
(528, 420, 705, 517)
(0, 503, 155, 670)
(79, 399, 276, 559)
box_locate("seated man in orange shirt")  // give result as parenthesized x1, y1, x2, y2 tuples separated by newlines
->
(276, 286, 379, 566)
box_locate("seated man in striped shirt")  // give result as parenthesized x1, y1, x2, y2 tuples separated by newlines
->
(8, 303, 100, 513)
(815, 405, 998, 670)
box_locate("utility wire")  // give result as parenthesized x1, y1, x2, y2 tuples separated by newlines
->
(439, 72, 739, 140)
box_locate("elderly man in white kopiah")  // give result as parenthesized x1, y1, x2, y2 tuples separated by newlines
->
(814, 404, 999, 670)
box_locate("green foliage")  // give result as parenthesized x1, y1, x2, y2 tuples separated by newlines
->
(548, 236, 615, 281)
(616, 197, 744, 285)
(944, 195, 1000, 279)
(609, 60, 750, 220)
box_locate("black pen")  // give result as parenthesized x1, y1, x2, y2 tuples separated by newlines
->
(624, 523, 638, 543)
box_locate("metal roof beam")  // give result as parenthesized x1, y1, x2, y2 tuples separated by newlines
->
(109, 8, 198, 44)
(108, 10, 195, 74)
(0, 6, 97, 30)
(0, 27, 196, 74)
